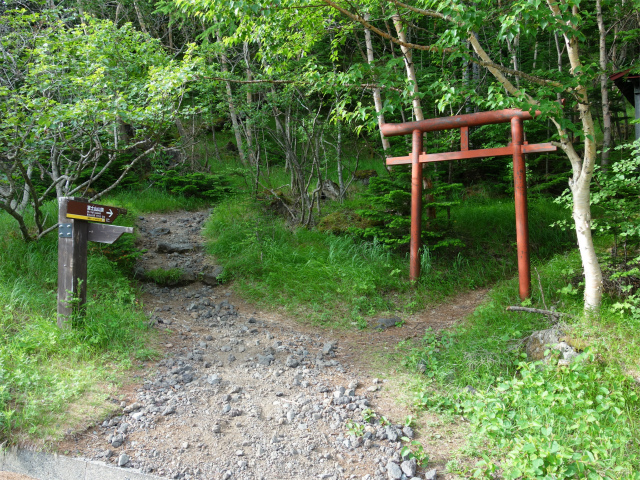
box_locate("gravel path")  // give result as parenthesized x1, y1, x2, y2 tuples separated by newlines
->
(55, 209, 478, 480)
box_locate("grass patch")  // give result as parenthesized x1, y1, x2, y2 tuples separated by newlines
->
(204, 196, 573, 327)
(144, 267, 184, 286)
(0, 200, 155, 444)
(103, 186, 211, 213)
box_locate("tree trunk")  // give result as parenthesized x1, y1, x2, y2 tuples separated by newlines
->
(168, 14, 174, 50)
(211, 115, 222, 162)
(217, 32, 247, 165)
(392, 14, 424, 121)
(597, 0, 612, 171)
(363, 14, 391, 156)
(133, 1, 148, 35)
(242, 42, 257, 167)
(551, 2, 603, 311)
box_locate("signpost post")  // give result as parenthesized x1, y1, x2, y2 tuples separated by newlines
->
(57, 197, 133, 328)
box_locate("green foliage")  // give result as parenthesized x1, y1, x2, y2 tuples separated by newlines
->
(416, 357, 640, 479)
(607, 257, 640, 323)
(206, 196, 575, 325)
(354, 171, 464, 250)
(400, 438, 430, 469)
(345, 419, 365, 437)
(204, 198, 406, 326)
(0, 11, 199, 240)
(362, 408, 376, 423)
(588, 141, 640, 259)
(89, 231, 142, 274)
(403, 247, 640, 479)
(151, 169, 234, 202)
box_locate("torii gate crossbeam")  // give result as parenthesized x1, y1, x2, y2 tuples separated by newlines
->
(381, 108, 557, 300)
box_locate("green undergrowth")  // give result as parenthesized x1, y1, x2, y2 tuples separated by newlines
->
(0, 200, 156, 443)
(103, 186, 211, 213)
(401, 249, 640, 479)
(203, 196, 572, 327)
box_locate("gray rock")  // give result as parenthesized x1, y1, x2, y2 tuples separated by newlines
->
(117, 423, 129, 434)
(386, 461, 402, 480)
(207, 374, 221, 385)
(322, 342, 336, 355)
(285, 355, 299, 368)
(424, 469, 437, 480)
(162, 405, 176, 416)
(400, 458, 416, 477)
(96, 449, 113, 459)
(111, 434, 124, 448)
(156, 242, 195, 254)
(376, 317, 402, 329)
(131, 411, 144, 421)
(257, 354, 274, 366)
(123, 402, 142, 413)
(386, 426, 399, 442)
(201, 266, 224, 286)
(402, 426, 414, 438)
(118, 453, 130, 467)
(525, 328, 578, 364)
(525, 328, 561, 360)
(321, 179, 341, 200)
(149, 227, 170, 237)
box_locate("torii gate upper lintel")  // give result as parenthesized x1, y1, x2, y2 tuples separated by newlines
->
(380, 108, 557, 300)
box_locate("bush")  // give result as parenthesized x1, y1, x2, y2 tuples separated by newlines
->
(416, 356, 640, 479)
(353, 170, 463, 250)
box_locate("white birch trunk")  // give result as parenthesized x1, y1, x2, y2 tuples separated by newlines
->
(596, 0, 612, 170)
(363, 14, 391, 154)
(392, 15, 424, 121)
(217, 32, 247, 165)
(549, 1, 603, 311)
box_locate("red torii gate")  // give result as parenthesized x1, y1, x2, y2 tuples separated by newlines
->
(380, 108, 557, 300)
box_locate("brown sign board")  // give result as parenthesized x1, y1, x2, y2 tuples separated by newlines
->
(66, 200, 127, 224)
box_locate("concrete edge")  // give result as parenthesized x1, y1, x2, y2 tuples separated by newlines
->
(1, 447, 167, 480)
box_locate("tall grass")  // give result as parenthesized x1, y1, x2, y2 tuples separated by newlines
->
(103, 186, 210, 213)
(204, 196, 574, 326)
(205, 199, 407, 326)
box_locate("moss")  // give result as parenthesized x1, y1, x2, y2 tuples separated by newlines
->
(144, 268, 184, 286)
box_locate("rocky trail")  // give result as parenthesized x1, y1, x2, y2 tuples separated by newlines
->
(55, 210, 488, 480)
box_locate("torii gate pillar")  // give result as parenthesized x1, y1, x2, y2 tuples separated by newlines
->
(382, 108, 557, 300)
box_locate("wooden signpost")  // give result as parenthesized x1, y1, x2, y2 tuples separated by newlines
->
(57, 197, 133, 328)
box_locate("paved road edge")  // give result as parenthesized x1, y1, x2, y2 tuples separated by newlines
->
(1, 447, 167, 480)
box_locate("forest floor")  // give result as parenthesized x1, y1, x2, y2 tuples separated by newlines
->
(53, 209, 488, 480)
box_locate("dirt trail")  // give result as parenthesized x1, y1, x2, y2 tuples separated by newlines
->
(56, 210, 487, 480)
